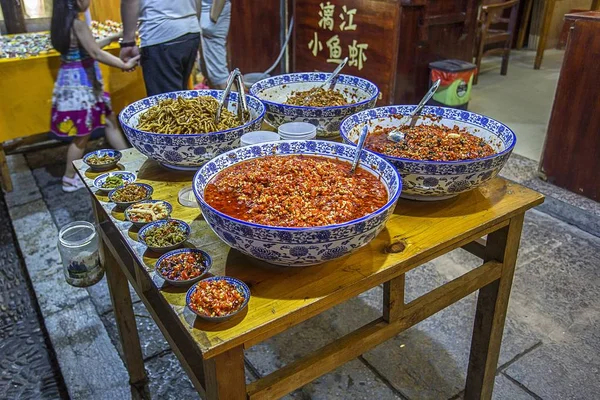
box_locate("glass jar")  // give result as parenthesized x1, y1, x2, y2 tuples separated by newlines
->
(57, 221, 104, 287)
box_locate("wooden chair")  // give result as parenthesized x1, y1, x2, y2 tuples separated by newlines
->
(473, 0, 520, 84)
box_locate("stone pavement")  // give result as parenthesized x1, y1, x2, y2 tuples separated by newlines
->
(0, 180, 67, 397)
(4, 141, 600, 399)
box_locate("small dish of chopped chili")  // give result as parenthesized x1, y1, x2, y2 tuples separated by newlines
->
(186, 276, 250, 321)
(204, 155, 389, 228)
(364, 122, 496, 161)
(108, 183, 153, 209)
(155, 248, 212, 287)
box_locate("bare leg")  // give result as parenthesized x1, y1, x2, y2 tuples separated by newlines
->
(65, 135, 90, 178)
(104, 113, 129, 150)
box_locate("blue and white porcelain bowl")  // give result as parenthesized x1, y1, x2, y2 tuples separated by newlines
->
(155, 248, 212, 287)
(138, 219, 191, 253)
(93, 171, 136, 193)
(192, 140, 402, 267)
(186, 276, 250, 322)
(108, 183, 153, 209)
(83, 149, 122, 171)
(340, 106, 516, 201)
(249, 73, 379, 138)
(119, 90, 266, 170)
(124, 199, 173, 228)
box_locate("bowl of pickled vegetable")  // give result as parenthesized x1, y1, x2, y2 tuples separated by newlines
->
(108, 183, 153, 209)
(340, 105, 517, 201)
(83, 149, 122, 171)
(155, 248, 212, 286)
(124, 200, 172, 228)
(138, 219, 191, 253)
(186, 276, 250, 321)
(93, 171, 136, 193)
(249, 73, 379, 138)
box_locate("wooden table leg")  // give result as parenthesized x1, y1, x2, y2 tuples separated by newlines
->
(464, 214, 525, 400)
(534, 0, 556, 69)
(203, 345, 246, 400)
(0, 143, 13, 192)
(592, 0, 600, 11)
(93, 201, 149, 398)
(383, 274, 405, 322)
(516, 0, 534, 50)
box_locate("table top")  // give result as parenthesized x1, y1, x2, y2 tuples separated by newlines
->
(76, 148, 544, 359)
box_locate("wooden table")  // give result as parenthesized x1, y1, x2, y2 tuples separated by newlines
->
(76, 148, 543, 400)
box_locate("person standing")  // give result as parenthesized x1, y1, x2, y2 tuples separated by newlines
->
(50, 0, 138, 192)
(120, 0, 201, 95)
(198, 0, 231, 89)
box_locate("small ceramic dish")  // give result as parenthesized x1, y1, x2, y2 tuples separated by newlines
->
(186, 276, 250, 322)
(83, 149, 122, 171)
(124, 200, 173, 228)
(108, 183, 153, 209)
(155, 248, 212, 287)
(138, 219, 190, 253)
(93, 171, 136, 193)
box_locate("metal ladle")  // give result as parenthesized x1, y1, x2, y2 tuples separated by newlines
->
(350, 125, 369, 174)
(215, 68, 250, 124)
(388, 79, 441, 142)
(303, 56, 349, 104)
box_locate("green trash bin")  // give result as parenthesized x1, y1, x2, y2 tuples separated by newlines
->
(429, 60, 477, 110)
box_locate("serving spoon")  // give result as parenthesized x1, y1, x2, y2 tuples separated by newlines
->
(350, 125, 369, 174)
(388, 79, 441, 142)
(303, 57, 349, 104)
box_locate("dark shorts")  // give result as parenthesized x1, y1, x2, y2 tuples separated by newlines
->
(140, 33, 200, 96)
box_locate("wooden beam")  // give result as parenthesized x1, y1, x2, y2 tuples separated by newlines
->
(462, 238, 487, 259)
(534, 0, 556, 69)
(203, 346, 247, 400)
(247, 260, 503, 400)
(465, 214, 525, 399)
(0, 0, 26, 33)
(383, 274, 405, 322)
(0, 144, 12, 192)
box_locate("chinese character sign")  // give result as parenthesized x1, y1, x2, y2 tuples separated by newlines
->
(307, 2, 369, 70)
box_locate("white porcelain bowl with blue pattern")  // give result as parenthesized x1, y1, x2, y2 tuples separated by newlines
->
(340, 105, 516, 201)
(119, 90, 266, 170)
(249, 73, 379, 138)
(192, 140, 402, 267)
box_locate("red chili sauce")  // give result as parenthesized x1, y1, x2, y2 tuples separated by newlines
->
(365, 123, 495, 161)
(190, 279, 245, 317)
(204, 155, 388, 228)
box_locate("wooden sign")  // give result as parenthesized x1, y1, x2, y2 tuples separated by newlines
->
(293, 0, 401, 103)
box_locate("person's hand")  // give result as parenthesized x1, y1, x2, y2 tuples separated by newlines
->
(120, 45, 140, 71)
(122, 55, 140, 72)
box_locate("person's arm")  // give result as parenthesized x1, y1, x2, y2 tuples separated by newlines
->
(97, 31, 122, 49)
(73, 20, 139, 70)
(121, 0, 139, 44)
(120, 0, 140, 62)
(210, 0, 226, 23)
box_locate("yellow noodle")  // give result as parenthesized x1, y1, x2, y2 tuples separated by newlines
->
(137, 96, 242, 134)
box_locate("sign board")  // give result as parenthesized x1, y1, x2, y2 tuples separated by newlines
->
(294, 0, 401, 104)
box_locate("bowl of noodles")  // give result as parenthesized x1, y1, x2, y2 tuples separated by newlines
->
(249, 73, 379, 138)
(340, 105, 516, 201)
(119, 90, 265, 170)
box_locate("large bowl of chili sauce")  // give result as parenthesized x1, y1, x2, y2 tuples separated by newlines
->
(192, 140, 402, 267)
(340, 105, 516, 201)
(249, 73, 379, 138)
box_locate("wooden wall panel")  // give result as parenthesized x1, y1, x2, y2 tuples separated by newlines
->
(90, 0, 122, 22)
(228, 0, 283, 75)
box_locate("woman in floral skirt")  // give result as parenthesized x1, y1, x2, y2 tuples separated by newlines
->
(50, 0, 139, 192)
